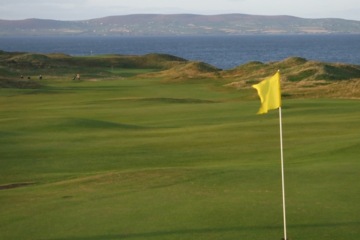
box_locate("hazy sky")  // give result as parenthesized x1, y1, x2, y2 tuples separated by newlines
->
(1, 0, 359, 21)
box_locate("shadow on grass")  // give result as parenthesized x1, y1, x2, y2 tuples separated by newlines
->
(46, 222, 359, 240)
(58, 118, 147, 130)
(101, 97, 219, 104)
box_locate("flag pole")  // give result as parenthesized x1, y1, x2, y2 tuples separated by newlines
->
(279, 106, 287, 240)
(252, 70, 288, 239)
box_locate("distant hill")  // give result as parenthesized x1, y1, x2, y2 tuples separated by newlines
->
(1, 14, 360, 36)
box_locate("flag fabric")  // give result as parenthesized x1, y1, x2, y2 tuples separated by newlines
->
(252, 71, 281, 114)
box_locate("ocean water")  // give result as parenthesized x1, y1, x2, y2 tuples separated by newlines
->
(1, 35, 360, 69)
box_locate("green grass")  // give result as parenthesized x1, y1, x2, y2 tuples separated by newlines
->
(0, 77, 360, 240)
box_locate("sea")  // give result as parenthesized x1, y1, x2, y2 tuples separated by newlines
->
(1, 34, 360, 69)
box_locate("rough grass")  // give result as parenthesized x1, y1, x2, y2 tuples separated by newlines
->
(223, 57, 360, 99)
(0, 51, 187, 80)
(0, 76, 360, 240)
(2, 51, 360, 83)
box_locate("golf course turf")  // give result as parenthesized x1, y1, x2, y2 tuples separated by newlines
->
(1, 54, 360, 239)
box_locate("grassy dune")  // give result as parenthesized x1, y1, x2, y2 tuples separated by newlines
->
(1, 71, 360, 240)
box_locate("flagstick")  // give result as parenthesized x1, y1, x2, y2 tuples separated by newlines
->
(279, 106, 287, 240)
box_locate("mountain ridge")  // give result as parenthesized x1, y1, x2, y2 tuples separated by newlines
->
(1, 13, 360, 36)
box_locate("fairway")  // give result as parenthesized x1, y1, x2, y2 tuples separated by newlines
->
(0, 76, 360, 240)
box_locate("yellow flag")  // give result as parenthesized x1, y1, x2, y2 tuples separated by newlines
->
(252, 71, 281, 114)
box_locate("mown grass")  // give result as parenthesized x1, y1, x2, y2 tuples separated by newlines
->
(0, 76, 359, 240)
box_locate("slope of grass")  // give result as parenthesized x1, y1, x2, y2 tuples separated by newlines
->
(0, 51, 187, 80)
(223, 57, 360, 99)
(2, 51, 360, 99)
(224, 57, 360, 82)
(0, 77, 360, 240)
